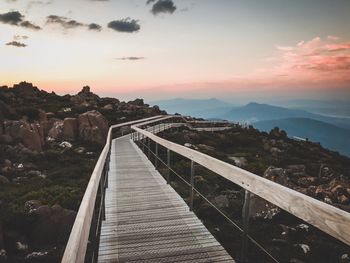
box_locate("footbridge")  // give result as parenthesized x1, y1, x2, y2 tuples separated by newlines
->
(62, 116, 350, 263)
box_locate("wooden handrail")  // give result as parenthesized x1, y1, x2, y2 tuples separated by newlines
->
(131, 124, 350, 246)
(61, 115, 166, 263)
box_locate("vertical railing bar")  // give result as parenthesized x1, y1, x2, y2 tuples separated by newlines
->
(155, 143, 159, 169)
(190, 160, 195, 211)
(241, 190, 251, 263)
(147, 137, 151, 159)
(167, 148, 170, 184)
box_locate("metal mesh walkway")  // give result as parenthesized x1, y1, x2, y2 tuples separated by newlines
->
(98, 135, 235, 262)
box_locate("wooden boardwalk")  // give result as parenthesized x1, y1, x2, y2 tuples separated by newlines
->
(98, 135, 235, 262)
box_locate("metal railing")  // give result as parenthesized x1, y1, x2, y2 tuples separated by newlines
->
(131, 120, 350, 262)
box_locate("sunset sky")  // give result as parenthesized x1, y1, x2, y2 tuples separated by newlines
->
(1, 0, 350, 102)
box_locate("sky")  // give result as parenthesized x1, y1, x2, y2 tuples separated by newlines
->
(0, 0, 350, 102)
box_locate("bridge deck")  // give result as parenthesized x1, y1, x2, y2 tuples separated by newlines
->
(98, 135, 235, 262)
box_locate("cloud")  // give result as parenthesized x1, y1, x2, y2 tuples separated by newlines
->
(46, 15, 102, 31)
(108, 18, 140, 33)
(271, 36, 350, 78)
(115, 57, 145, 60)
(46, 15, 84, 28)
(88, 23, 102, 31)
(13, 35, 29, 40)
(0, 11, 41, 30)
(6, 41, 27, 47)
(150, 0, 176, 15)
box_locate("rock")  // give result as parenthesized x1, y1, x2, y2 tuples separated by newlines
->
(48, 120, 64, 140)
(197, 144, 215, 152)
(25, 251, 49, 260)
(264, 166, 289, 185)
(103, 104, 113, 110)
(297, 176, 318, 187)
(38, 109, 47, 122)
(269, 127, 287, 139)
(294, 243, 310, 254)
(0, 249, 6, 262)
(228, 156, 247, 167)
(0, 175, 9, 185)
(340, 254, 350, 263)
(213, 195, 229, 209)
(74, 147, 86, 154)
(286, 165, 306, 177)
(24, 200, 42, 213)
(4, 120, 44, 151)
(16, 241, 28, 252)
(128, 98, 144, 106)
(63, 118, 78, 140)
(184, 143, 192, 148)
(78, 110, 108, 145)
(338, 195, 349, 205)
(29, 204, 76, 246)
(59, 141, 72, 148)
(3, 159, 11, 168)
(296, 224, 310, 232)
(248, 194, 280, 219)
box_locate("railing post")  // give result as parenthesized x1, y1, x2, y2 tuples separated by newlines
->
(147, 137, 151, 159)
(190, 160, 195, 211)
(155, 143, 159, 169)
(241, 190, 251, 263)
(167, 149, 170, 184)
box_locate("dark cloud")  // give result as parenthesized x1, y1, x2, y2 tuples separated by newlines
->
(115, 57, 145, 60)
(46, 15, 102, 31)
(6, 41, 27, 47)
(20, 20, 41, 30)
(46, 15, 84, 29)
(0, 11, 23, 25)
(150, 0, 176, 15)
(0, 11, 41, 30)
(88, 23, 102, 31)
(108, 18, 140, 33)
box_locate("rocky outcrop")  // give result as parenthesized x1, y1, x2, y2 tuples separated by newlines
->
(48, 120, 64, 140)
(27, 204, 76, 246)
(78, 110, 108, 145)
(4, 120, 44, 151)
(63, 118, 78, 140)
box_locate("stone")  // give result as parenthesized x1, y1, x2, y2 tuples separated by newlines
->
(0, 175, 9, 185)
(248, 194, 281, 219)
(3, 160, 11, 168)
(263, 166, 289, 185)
(0, 134, 13, 143)
(48, 120, 64, 140)
(338, 195, 349, 205)
(213, 195, 229, 209)
(24, 200, 42, 213)
(78, 110, 108, 145)
(286, 165, 306, 177)
(59, 141, 72, 148)
(63, 118, 78, 140)
(4, 120, 44, 151)
(103, 104, 113, 110)
(297, 176, 318, 187)
(228, 156, 247, 167)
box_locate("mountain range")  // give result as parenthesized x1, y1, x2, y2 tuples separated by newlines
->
(151, 98, 350, 156)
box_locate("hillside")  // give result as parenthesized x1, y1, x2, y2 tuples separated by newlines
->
(218, 102, 350, 129)
(254, 118, 350, 157)
(0, 82, 164, 262)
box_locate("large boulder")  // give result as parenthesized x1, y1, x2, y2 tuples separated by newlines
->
(28, 204, 76, 246)
(48, 120, 64, 140)
(78, 110, 108, 145)
(4, 120, 44, 151)
(63, 118, 78, 140)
